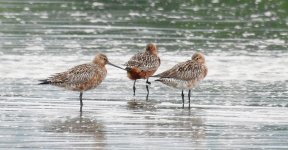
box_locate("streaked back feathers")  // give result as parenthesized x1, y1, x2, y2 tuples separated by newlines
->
(125, 43, 160, 75)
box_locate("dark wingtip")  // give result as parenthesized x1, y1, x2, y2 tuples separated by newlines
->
(38, 79, 50, 85)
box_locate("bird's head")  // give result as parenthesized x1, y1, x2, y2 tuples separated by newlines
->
(93, 53, 109, 66)
(145, 43, 158, 55)
(93, 53, 125, 70)
(191, 52, 206, 64)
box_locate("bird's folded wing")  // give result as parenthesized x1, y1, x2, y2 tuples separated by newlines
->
(125, 52, 160, 71)
(66, 64, 99, 84)
(48, 64, 98, 85)
(157, 61, 204, 81)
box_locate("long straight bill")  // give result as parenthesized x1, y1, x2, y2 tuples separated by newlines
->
(108, 62, 126, 70)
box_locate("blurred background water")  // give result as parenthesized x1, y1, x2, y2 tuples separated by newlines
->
(0, 0, 287, 149)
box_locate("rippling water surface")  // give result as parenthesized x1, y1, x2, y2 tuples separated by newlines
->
(0, 0, 288, 149)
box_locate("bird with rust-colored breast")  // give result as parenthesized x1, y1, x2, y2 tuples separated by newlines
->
(154, 52, 208, 108)
(124, 43, 161, 100)
(39, 53, 123, 112)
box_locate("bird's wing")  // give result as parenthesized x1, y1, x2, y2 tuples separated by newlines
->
(66, 64, 101, 84)
(125, 52, 160, 71)
(157, 60, 205, 80)
(48, 64, 100, 85)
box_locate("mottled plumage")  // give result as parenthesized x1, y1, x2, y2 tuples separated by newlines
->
(155, 52, 208, 108)
(124, 43, 161, 100)
(39, 53, 122, 112)
(125, 51, 160, 73)
(44, 63, 107, 91)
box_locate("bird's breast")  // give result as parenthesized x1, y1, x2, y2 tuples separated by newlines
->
(127, 67, 157, 80)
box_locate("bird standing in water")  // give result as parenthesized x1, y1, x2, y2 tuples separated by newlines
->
(124, 43, 161, 100)
(154, 52, 208, 108)
(39, 53, 123, 112)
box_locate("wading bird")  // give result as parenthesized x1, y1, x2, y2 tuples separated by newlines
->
(154, 52, 207, 108)
(124, 43, 161, 100)
(39, 53, 123, 112)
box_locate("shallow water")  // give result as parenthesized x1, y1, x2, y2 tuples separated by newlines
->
(0, 0, 288, 149)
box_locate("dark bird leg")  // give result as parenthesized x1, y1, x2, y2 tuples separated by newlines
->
(188, 90, 191, 109)
(181, 90, 184, 108)
(146, 78, 151, 101)
(146, 78, 151, 85)
(79, 92, 83, 112)
(133, 80, 137, 96)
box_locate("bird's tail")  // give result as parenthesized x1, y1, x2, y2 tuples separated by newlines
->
(38, 79, 51, 85)
(154, 79, 161, 82)
(152, 74, 161, 81)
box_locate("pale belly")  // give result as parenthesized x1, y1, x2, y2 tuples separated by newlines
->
(65, 80, 103, 92)
(157, 78, 199, 90)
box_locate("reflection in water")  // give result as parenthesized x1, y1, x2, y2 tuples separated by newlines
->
(145, 109, 205, 140)
(126, 101, 206, 147)
(127, 99, 158, 110)
(44, 113, 106, 149)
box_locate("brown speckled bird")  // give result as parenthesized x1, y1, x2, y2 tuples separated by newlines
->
(39, 53, 122, 112)
(124, 43, 161, 100)
(154, 52, 208, 108)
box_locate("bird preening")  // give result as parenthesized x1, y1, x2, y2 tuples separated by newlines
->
(39, 44, 207, 111)
(124, 43, 160, 100)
